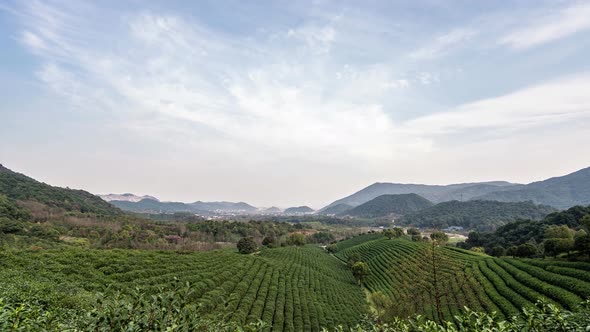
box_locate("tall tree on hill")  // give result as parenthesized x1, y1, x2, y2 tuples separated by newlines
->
(352, 261, 369, 286)
(395, 241, 470, 323)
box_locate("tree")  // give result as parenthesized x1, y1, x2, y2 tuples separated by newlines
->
(287, 233, 305, 246)
(237, 237, 257, 254)
(307, 231, 335, 244)
(506, 245, 518, 257)
(347, 252, 361, 268)
(407, 228, 421, 236)
(370, 292, 392, 323)
(516, 243, 538, 258)
(262, 236, 276, 248)
(544, 225, 575, 239)
(430, 231, 449, 245)
(575, 234, 590, 258)
(352, 261, 369, 285)
(544, 238, 574, 258)
(383, 229, 395, 239)
(581, 215, 590, 230)
(326, 244, 337, 253)
(400, 241, 470, 323)
(470, 246, 485, 253)
(490, 245, 506, 257)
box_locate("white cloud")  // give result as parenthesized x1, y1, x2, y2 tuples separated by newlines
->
(410, 28, 477, 59)
(404, 73, 590, 136)
(499, 2, 590, 50)
(8, 1, 590, 205)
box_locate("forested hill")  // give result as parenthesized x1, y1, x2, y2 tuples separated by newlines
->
(341, 194, 433, 218)
(400, 200, 556, 230)
(0, 164, 121, 216)
(324, 166, 590, 210)
(474, 166, 590, 209)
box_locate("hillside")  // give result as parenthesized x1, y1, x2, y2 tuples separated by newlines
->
(0, 246, 367, 330)
(284, 206, 314, 214)
(318, 203, 353, 215)
(334, 236, 590, 322)
(461, 204, 590, 252)
(326, 166, 590, 210)
(475, 167, 590, 209)
(400, 200, 556, 230)
(341, 194, 433, 218)
(0, 164, 121, 216)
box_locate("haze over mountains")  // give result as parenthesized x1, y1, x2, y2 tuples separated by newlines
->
(108, 198, 258, 215)
(325, 167, 590, 210)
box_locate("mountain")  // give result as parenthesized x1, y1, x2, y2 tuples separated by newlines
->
(284, 206, 314, 214)
(325, 181, 519, 209)
(99, 193, 159, 202)
(341, 194, 433, 218)
(110, 198, 257, 214)
(190, 201, 257, 212)
(263, 207, 282, 213)
(400, 200, 556, 231)
(0, 164, 122, 216)
(474, 167, 590, 209)
(318, 203, 353, 215)
(109, 199, 210, 215)
(325, 166, 590, 210)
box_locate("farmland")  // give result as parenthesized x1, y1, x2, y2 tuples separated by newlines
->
(0, 246, 366, 331)
(334, 236, 590, 322)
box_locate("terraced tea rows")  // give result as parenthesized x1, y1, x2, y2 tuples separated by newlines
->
(334, 237, 590, 322)
(0, 247, 366, 331)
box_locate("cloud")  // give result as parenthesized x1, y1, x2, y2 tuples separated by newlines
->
(410, 28, 477, 60)
(404, 73, 590, 138)
(7, 1, 590, 205)
(499, 2, 590, 50)
(15, 1, 418, 163)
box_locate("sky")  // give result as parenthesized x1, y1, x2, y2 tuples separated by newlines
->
(1, 0, 590, 208)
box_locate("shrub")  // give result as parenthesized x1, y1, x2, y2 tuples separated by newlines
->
(237, 237, 257, 254)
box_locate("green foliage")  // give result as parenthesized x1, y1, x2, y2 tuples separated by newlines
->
(461, 205, 590, 253)
(516, 243, 539, 258)
(544, 238, 574, 257)
(307, 231, 335, 244)
(429, 231, 448, 245)
(237, 237, 258, 254)
(383, 228, 404, 239)
(335, 234, 590, 323)
(490, 245, 506, 257)
(575, 234, 590, 257)
(262, 235, 276, 248)
(0, 246, 367, 330)
(351, 262, 369, 285)
(286, 233, 306, 246)
(402, 200, 555, 231)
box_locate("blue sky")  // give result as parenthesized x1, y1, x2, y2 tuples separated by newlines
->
(1, 0, 590, 207)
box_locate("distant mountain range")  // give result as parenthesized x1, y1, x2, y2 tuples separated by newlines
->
(324, 167, 590, 210)
(108, 198, 258, 214)
(99, 193, 159, 203)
